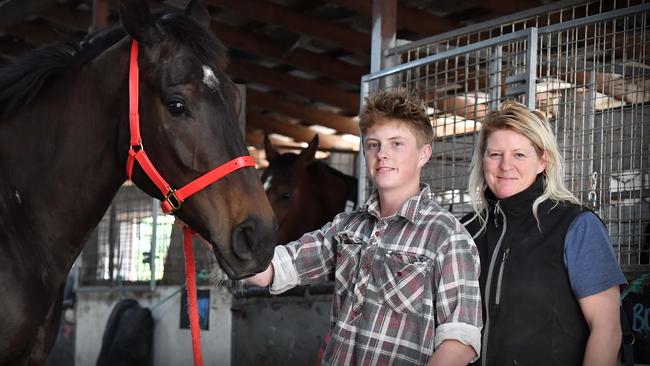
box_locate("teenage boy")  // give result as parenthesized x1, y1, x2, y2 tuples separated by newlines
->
(248, 88, 482, 365)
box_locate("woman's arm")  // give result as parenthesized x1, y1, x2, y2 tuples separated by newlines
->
(579, 286, 622, 366)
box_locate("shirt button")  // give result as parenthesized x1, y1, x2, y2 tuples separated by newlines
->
(374, 231, 381, 237)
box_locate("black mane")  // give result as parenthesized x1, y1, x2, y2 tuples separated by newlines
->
(0, 11, 228, 120)
(0, 26, 126, 119)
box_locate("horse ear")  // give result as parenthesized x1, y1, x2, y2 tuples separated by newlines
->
(119, 0, 157, 45)
(264, 132, 279, 162)
(185, 0, 212, 30)
(298, 134, 319, 164)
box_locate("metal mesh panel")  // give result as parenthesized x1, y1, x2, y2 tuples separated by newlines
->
(365, 3, 650, 273)
(78, 183, 215, 287)
(388, 0, 647, 65)
(536, 7, 650, 270)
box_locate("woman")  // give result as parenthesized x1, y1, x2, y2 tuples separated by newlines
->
(463, 100, 626, 365)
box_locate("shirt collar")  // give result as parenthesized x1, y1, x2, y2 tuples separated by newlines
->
(363, 183, 432, 223)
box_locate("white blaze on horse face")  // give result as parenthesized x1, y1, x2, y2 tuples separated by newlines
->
(263, 175, 273, 191)
(15, 190, 21, 205)
(202, 65, 220, 90)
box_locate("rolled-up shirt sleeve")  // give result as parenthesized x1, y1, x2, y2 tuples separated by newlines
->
(269, 246, 299, 294)
(433, 224, 483, 361)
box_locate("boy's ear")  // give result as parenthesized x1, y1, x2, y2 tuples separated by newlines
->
(418, 143, 432, 168)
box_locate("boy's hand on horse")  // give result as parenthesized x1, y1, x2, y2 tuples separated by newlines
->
(245, 264, 274, 287)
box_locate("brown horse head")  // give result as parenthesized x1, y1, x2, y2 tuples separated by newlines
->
(262, 133, 357, 244)
(119, 0, 276, 279)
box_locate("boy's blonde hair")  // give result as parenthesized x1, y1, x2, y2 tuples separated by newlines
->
(468, 100, 580, 225)
(359, 88, 433, 147)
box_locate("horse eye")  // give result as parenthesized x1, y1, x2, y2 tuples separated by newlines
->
(282, 192, 292, 200)
(167, 100, 187, 117)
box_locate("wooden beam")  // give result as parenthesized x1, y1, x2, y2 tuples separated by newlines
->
(247, 109, 357, 150)
(228, 60, 360, 114)
(326, 0, 459, 36)
(0, 37, 33, 60)
(39, 4, 91, 33)
(3, 21, 66, 47)
(381, 0, 397, 39)
(247, 89, 359, 136)
(477, 0, 540, 15)
(207, 0, 370, 55)
(0, 0, 59, 28)
(245, 129, 305, 149)
(92, 0, 110, 32)
(211, 21, 366, 85)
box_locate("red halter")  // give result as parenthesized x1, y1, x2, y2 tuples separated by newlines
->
(126, 40, 255, 366)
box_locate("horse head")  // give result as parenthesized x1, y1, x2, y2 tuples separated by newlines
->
(262, 133, 357, 244)
(119, 0, 276, 279)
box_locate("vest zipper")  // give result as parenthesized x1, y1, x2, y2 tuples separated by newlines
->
(481, 201, 507, 366)
(495, 247, 510, 306)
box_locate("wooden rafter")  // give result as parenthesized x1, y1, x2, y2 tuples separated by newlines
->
(246, 109, 358, 151)
(38, 4, 91, 32)
(3, 21, 65, 47)
(228, 60, 360, 114)
(207, 0, 370, 55)
(0, 0, 60, 28)
(326, 0, 459, 36)
(246, 129, 304, 150)
(476, 0, 540, 15)
(247, 89, 359, 136)
(211, 21, 366, 85)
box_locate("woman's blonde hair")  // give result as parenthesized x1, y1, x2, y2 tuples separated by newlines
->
(467, 100, 580, 225)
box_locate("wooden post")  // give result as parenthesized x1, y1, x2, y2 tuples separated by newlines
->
(370, 0, 396, 73)
(91, 0, 109, 32)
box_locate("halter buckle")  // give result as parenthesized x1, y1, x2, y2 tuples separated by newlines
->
(162, 189, 182, 213)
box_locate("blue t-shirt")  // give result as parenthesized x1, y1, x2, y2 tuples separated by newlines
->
(564, 211, 627, 299)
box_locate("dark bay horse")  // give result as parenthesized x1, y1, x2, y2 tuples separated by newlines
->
(0, 1, 276, 364)
(262, 134, 358, 245)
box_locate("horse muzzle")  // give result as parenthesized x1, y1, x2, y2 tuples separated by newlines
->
(223, 215, 276, 279)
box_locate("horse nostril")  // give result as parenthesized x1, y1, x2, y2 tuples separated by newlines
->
(231, 219, 255, 261)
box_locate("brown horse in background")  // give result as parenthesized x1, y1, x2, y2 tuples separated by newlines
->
(0, 1, 276, 364)
(262, 134, 358, 245)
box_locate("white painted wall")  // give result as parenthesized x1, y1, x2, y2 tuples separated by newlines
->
(75, 286, 232, 366)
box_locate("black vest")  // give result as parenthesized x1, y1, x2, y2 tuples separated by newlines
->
(463, 177, 589, 366)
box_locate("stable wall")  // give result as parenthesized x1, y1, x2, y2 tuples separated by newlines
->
(75, 286, 233, 366)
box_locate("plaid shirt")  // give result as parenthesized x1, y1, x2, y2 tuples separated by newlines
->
(270, 185, 482, 365)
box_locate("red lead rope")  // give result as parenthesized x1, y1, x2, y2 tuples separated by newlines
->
(183, 226, 203, 366)
(126, 40, 256, 366)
